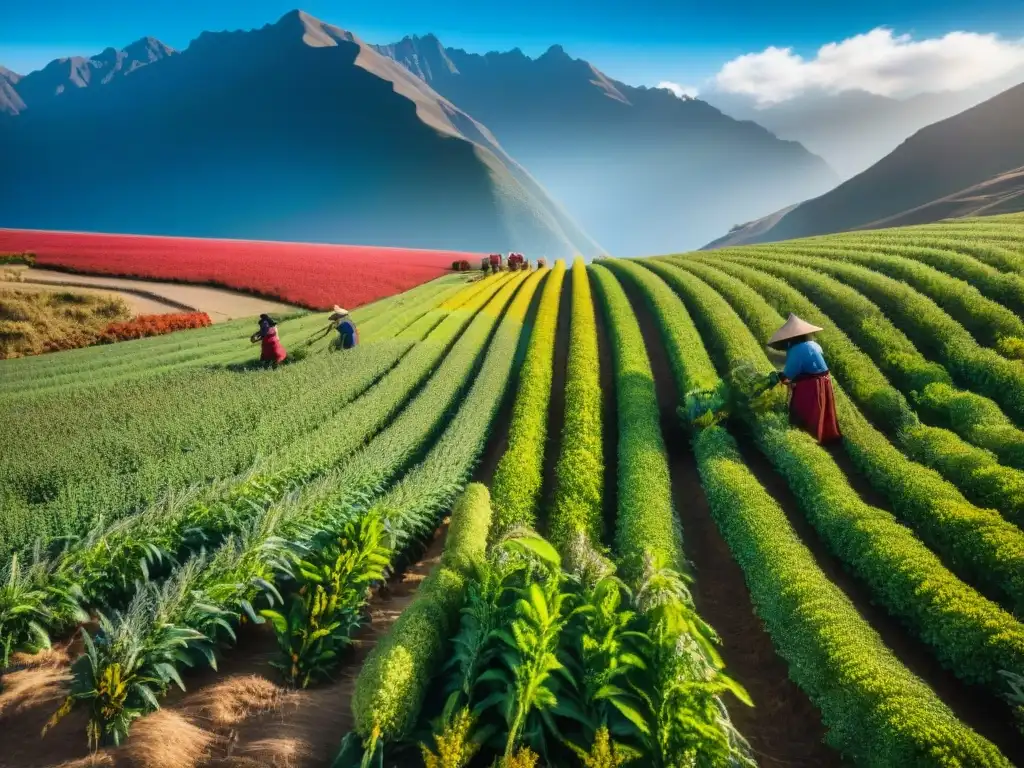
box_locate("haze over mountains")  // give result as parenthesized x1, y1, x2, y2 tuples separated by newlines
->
(706, 73, 1024, 180)
(375, 34, 837, 254)
(0, 11, 601, 256)
(0, 9, 841, 256)
(706, 81, 1024, 248)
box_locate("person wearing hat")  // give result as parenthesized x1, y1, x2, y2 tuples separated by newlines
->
(767, 313, 841, 444)
(329, 305, 358, 350)
(251, 313, 287, 368)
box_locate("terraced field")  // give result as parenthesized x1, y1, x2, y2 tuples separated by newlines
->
(3, 214, 1024, 768)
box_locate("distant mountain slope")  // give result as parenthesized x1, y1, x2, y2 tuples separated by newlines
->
(1, 38, 176, 115)
(705, 78, 1022, 180)
(375, 35, 837, 255)
(707, 82, 1024, 248)
(0, 66, 23, 114)
(0, 11, 600, 257)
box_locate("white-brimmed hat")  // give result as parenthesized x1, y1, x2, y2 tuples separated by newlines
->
(768, 313, 823, 348)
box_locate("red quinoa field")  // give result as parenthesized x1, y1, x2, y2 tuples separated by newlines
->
(0, 229, 479, 309)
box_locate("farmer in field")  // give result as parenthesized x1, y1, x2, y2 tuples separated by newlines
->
(768, 314, 841, 444)
(251, 313, 287, 368)
(330, 305, 358, 350)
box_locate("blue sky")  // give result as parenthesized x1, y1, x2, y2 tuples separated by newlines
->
(3, 0, 1022, 88)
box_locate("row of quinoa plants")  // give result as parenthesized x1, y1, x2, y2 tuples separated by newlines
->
(757, 241, 1024, 346)
(1, 274, 465, 397)
(841, 232, 1024, 274)
(589, 261, 755, 765)
(347, 262, 755, 768)
(341, 269, 551, 764)
(740, 251, 1024, 423)
(0, 274, 476, 543)
(712, 254, 1024, 470)
(236, 269, 542, 692)
(807, 236, 1024, 314)
(659, 257, 1024, 606)
(0, 275, 513, 661)
(548, 258, 605, 553)
(44, 272, 541, 748)
(489, 260, 567, 536)
(678, 258, 1024, 525)
(610, 256, 1012, 766)
(648, 261, 1024, 719)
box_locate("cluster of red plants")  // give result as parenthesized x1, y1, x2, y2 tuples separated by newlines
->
(100, 312, 212, 342)
(0, 229, 482, 310)
(451, 259, 473, 271)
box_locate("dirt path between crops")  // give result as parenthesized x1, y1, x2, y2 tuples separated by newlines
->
(0, 526, 450, 768)
(538, 271, 572, 532)
(592, 276, 619, 548)
(620, 280, 843, 767)
(731, 432, 1024, 763)
(12, 268, 301, 323)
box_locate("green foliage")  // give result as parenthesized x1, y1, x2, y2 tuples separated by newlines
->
(764, 241, 1024, 350)
(0, 251, 35, 266)
(666, 256, 1024, 614)
(693, 425, 1011, 766)
(441, 483, 494, 575)
(353, 566, 467, 743)
(549, 258, 604, 552)
(491, 261, 567, 536)
(746, 252, 1024, 423)
(0, 281, 472, 558)
(350, 481, 499, 753)
(263, 512, 391, 688)
(0, 549, 84, 667)
(623, 258, 1014, 763)
(589, 263, 682, 583)
(682, 257, 1024, 520)
(649, 259, 1024, 708)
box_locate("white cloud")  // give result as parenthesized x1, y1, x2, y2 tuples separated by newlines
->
(656, 80, 698, 99)
(713, 28, 1024, 106)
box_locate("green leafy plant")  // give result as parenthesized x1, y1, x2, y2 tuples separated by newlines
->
(1, 549, 84, 667)
(44, 583, 206, 749)
(262, 512, 390, 688)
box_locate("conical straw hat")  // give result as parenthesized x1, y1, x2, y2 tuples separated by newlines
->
(768, 313, 823, 348)
(332, 305, 349, 316)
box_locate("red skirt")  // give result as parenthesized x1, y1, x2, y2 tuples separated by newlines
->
(261, 329, 287, 363)
(790, 372, 841, 444)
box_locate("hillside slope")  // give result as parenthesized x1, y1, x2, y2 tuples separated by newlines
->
(706, 77, 1021, 180)
(0, 11, 601, 257)
(708, 82, 1024, 248)
(375, 35, 837, 255)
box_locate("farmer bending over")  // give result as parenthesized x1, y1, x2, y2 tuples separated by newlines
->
(768, 313, 841, 444)
(251, 314, 287, 368)
(330, 306, 358, 350)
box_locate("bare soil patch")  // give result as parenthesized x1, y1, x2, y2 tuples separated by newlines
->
(17, 268, 301, 323)
(620, 280, 842, 767)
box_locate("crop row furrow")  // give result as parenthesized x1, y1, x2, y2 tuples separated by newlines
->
(661, 258, 1024, 586)
(548, 258, 605, 552)
(710, 254, 1024, 469)
(648, 261, 1024, 716)
(490, 261, 567, 537)
(609, 256, 1010, 764)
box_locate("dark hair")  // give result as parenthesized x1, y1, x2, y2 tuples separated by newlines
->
(786, 334, 811, 349)
(259, 314, 277, 327)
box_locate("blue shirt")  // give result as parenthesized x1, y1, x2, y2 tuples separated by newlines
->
(783, 340, 828, 380)
(337, 319, 358, 348)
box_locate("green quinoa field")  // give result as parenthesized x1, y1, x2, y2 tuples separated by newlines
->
(3, 214, 1024, 767)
